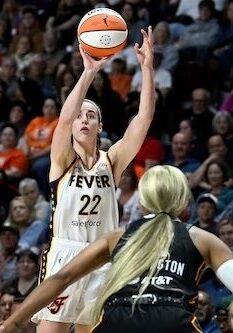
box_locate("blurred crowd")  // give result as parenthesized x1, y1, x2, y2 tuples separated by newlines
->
(0, 0, 233, 332)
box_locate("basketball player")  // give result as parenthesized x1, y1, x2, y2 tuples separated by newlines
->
(1, 165, 233, 333)
(27, 26, 154, 333)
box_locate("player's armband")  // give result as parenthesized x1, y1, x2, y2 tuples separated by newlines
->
(216, 259, 233, 293)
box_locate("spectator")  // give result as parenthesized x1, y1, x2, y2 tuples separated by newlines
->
(9, 5, 43, 53)
(199, 160, 233, 214)
(0, 17, 11, 60)
(0, 222, 19, 288)
(19, 97, 58, 196)
(207, 134, 233, 171)
(56, 68, 76, 105)
(153, 21, 179, 72)
(120, 1, 147, 46)
(217, 218, 233, 251)
(191, 193, 218, 234)
(26, 53, 57, 100)
(216, 305, 232, 333)
(215, 200, 233, 223)
(165, 132, 200, 176)
(3, 249, 38, 300)
(108, 58, 132, 101)
(116, 165, 141, 229)
(212, 111, 233, 156)
(178, 118, 208, 161)
(18, 178, 50, 225)
(212, 0, 233, 72)
(0, 80, 11, 123)
(57, 49, 83, 82)
(8, 101, 27, 137)
(87, 69, 125, 141)
(131, 50, 172, 101)
(7, 196, 48, 253)
(201, 275, 233, 310)
(134, 136, 165, 180)
(12, 35, 35, 76)
(174, 0, 200, 21)
(45, 0, 83, 48)
(175, 0, 219, 61)
(179, 88, 215, 143)
(41, 29, 66, 77)
(196, 289, 221, 333)
(0, 170, 18, 223)
(189, 134, 233, 191)
(0, 287, 15, 322)
(0, 0, 20, 36)
(0, 56, 18, 101)
(220, 88, 233, 113)
(0, 123, 28, 185)
(0, 55, 43, 119)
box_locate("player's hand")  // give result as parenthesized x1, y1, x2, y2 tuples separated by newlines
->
(0, 321, 22, 333)
(79, 44, 110, 72)
(134, 26, 154, 69)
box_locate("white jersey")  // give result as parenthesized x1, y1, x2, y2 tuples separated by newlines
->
(50, 150, 119, 243)
(32, 151, 118, 325)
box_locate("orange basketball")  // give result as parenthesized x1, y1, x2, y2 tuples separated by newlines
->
(77, 8, 128, 58)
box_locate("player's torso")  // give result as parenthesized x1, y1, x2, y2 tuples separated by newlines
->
(113, 219, 204, 299)
(50, 151, 119, 242)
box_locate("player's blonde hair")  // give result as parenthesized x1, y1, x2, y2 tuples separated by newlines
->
(92, 165, 192, 324)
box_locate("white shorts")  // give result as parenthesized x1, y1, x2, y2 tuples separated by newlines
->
(31, 237, 111, 325)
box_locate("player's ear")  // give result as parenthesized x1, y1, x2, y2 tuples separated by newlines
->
(98, 122, 103, 134)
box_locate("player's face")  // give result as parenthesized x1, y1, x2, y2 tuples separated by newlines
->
(72, 101, 102, 143)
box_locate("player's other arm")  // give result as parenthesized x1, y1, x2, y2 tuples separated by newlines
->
(0, 230, 124, 333)
(192, 227, 233, 293)
(109, 27, 156, 182)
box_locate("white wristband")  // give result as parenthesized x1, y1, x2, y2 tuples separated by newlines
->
(216, 259, 233, 293)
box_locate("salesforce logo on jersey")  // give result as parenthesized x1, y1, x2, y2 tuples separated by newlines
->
(72, 220, 102, 227)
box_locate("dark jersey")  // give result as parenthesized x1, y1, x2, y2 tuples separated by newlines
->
(111, 216, 205, 301)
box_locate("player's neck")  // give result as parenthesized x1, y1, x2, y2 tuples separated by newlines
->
(74, 144, 100, 170)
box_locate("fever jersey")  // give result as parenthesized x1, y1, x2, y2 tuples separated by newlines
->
(50, 150, 119, 243)
(112, 216, 205, 301)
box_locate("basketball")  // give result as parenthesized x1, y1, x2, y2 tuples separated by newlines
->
(77, 8, 128, 58)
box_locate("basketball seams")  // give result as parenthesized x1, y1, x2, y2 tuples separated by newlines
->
(80, 39, 126, 50)
(78, 8, 125, 27)
(78, 16, 127, 34)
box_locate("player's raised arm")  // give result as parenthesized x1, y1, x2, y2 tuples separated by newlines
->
(108, 26, 156, 183)
(50, 48, 108, 180)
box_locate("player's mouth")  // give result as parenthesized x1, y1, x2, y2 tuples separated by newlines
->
(80, 126, 89, 133)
